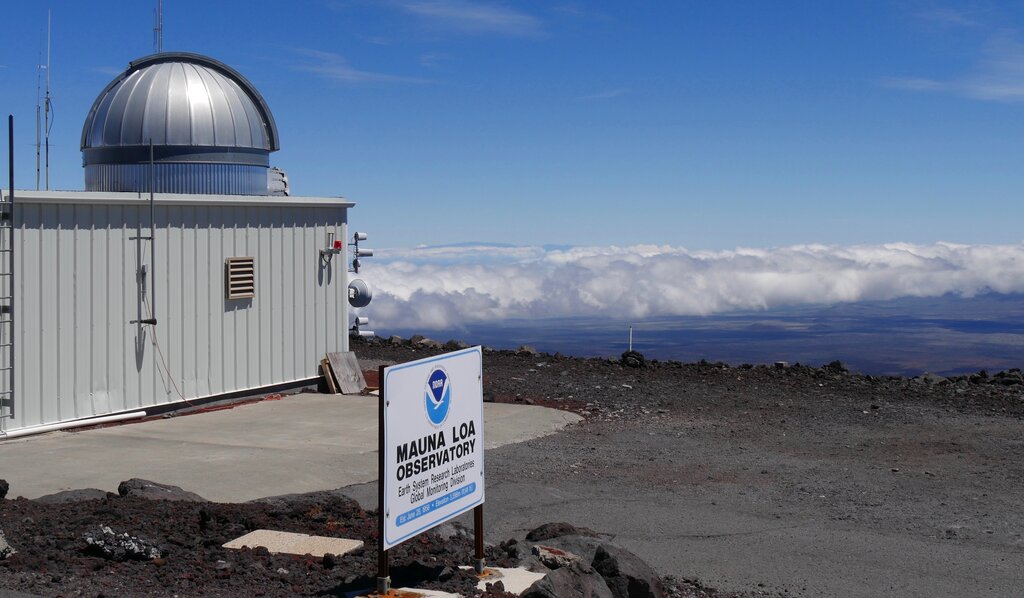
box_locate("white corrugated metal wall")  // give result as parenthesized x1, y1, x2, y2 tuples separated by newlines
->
(3, 191, 351, 432)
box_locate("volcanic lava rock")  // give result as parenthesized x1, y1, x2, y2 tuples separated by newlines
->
(992, 369, 1023, 386)
(391, 559, 456, 587)
(35, 488, 110, 504)
(433, 521, 472, 540)
(248, 489, 363, 517)
(82, 525, 162, 561)
(621, 351, 646, 368)
(117, 478, 206, 502)
(0, 478, 8, 499)
(527, 535, 609, 572)
(411, 336, 441, 349)
(407, 335, 443, 349)
(527, 522, 600, 541)
(592, 543, 667, 598)
(0, 528, 16, 559)
(522, 562, 614, 598)
(969, 370, 989, 383)
(534, 544, 584, 569)
(914, 373, 949, 386)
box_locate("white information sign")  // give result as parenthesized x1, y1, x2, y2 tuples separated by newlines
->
(381, 347, 485, 550)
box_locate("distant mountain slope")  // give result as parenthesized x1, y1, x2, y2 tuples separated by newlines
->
(381, 293, 1024, 376)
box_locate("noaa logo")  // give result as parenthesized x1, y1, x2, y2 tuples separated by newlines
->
(424, 367, 452, 426)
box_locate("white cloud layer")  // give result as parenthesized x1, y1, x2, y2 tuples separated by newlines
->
(358, 242, 1024, 330)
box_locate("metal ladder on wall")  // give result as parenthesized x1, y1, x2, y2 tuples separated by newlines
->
(1, 118, 14, 424)
(0, 190, 12, 424)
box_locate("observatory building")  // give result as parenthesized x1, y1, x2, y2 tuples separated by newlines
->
(0, 53, 360, 437)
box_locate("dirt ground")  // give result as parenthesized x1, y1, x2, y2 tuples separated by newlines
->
(2, 337, 1023, 597)
(355, 338, 1024, 597)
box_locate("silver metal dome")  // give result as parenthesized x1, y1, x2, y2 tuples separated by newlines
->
(81, 52, 280, 195)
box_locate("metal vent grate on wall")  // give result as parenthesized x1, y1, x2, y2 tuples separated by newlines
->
(225, 257, 255, 299)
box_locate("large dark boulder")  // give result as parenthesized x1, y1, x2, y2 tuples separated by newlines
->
(621, 351, 646, 368)
(391, 559, 455, 587)
(521, 562, 614, 598)
(592, 544, 666, 598)
(914, 372, 948, 386)
(36, 488, 110, 504)
(413, 337, 442, 349)
(0, 479, 8, 499)
(992, 370, 1023, 386)
(117, 479, 206, 502)
(248, 490, 363, 522)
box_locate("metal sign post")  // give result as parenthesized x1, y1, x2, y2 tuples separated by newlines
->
(377, 365, 390, 594)
(474, 504, 485, 573)
(376, 348, 486, 593)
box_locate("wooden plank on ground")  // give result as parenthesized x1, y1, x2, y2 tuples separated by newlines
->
(320, 358, 338, 394)
(327, 351, 367, 394)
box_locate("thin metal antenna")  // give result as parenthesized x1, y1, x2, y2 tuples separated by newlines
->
(44, 10, 51, 191)
(35, 47, 41, 191)
(154, 0, 163, 53)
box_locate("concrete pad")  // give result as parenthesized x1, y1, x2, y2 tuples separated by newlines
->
(462, 566, 546, 594)
(223, 529, 362, 557)
(0, 393, 581, 502)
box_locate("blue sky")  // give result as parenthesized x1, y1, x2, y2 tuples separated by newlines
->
(1, 1, 1023, 251)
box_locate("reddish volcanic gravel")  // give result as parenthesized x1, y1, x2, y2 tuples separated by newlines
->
(0, 490, 504, 597)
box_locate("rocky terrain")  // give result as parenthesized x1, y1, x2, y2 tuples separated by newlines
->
(1, 334, 1023, 597)
(354, 336, 1024, 596)
(0, 478, 705, 597)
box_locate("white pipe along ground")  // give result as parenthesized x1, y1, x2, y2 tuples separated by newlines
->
(0, 411, 148, 440)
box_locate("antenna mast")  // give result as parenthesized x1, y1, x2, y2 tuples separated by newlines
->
(154, 0, 163, 53)
(35, 49, 41, 191)
(44, 10, 52, 191)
